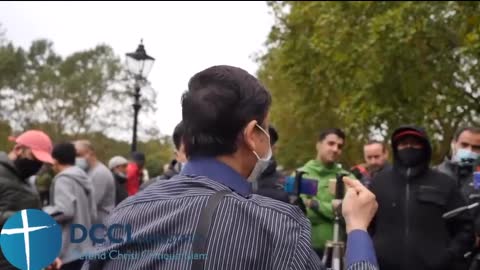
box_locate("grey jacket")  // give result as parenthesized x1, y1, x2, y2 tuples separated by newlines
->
(44, 166, 97, 264)
(88, 162, 115, 225)
(436, 158, 475, 196)
(0, 152, 42, 270)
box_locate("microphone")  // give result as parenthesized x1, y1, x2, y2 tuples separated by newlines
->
(442, 202, 480, 219)
(335, 173, 348, 200)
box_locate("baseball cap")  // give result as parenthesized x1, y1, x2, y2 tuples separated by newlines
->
(8, 130, 54, 164)
(393, 130, 425, 141)
(108, 156, 129, 170)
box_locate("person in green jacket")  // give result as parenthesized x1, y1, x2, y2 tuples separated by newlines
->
(297, 128, 355, 257)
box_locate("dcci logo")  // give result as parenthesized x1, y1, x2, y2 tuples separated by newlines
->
(0, 209, 62, 270)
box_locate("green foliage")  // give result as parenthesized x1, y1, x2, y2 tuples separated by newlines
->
(258, 1, 480, 169)
(0, 120, 13, 152)
(140, 137, 174, 178)
(0, 30, 170, 177)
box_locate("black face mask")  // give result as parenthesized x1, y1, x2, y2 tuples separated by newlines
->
(14, 158, 43, 180)
(397, 148, 425, 167)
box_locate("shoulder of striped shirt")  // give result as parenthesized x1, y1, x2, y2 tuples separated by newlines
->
(110, 174, 311, 230)
(349, 261, 377, 270)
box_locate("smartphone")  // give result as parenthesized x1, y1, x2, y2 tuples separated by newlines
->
(284, 176, 318, 196)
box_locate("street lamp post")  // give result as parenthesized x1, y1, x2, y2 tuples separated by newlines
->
(125, 39, 155, 153)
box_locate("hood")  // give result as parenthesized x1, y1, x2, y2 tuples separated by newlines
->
(391, 125, 432, 177)
(0, 152, 22, 181)
(56, 166, 94, 193)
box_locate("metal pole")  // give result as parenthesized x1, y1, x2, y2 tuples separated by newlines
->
(131, 82, 142, 153)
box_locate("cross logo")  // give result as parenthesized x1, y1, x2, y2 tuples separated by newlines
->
(1, 209, 62, 270)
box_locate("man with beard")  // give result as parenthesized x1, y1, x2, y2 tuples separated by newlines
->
(0, 130, 54, 269)
(436, 126, 480, 198)
(108, 156, 129, 205)
(296, 128, 355, 256)
(352, 140, 392, 188)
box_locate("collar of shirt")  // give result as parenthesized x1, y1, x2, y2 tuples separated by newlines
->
(181, 157, 252, 197)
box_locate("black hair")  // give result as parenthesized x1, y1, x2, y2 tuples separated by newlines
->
(172, 121, 184, 150)
(52, 142, 76, 165)
(269, 125, 279, 146)
(318, 128, 346, 142)
(365, 139, 386, 152)
(131, 152, 145, 162)
(454, 126, 480, 141)
(181, 65, 271, 158)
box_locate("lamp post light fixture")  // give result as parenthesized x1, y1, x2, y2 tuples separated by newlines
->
(125, 39, 155, 153)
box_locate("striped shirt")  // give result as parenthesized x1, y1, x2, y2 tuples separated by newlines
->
(82, 158, 377, 270)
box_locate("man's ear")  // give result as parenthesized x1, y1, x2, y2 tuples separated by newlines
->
(316, 141, 322, 153)
(12, 145, 24, 156)
(450, 140, 457, 155)
(243, 120, 258, 152)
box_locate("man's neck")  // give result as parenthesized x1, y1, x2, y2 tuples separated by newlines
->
(57, 164, 72, 173)
(90, 158, 98, 169)
(317, 157, 335, 168)
(216, 154, 251, 179)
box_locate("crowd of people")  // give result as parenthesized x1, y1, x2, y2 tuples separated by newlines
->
(0, 64, 479, 270)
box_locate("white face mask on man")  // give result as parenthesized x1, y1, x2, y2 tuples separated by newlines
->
(75, 157, 90, 172)
(452, 147, 479, 164)
(247, 124, 273, 185)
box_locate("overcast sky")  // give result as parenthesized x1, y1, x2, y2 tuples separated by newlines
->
(0, 1, 274, 138)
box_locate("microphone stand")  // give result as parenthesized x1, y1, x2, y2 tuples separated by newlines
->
(442, 202, 480, 219)
(291, 171, 307, 214)
(442, 196, 480, 270)
(322, 173, 348, 270)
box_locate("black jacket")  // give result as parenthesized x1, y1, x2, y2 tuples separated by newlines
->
(139, 159, 181, 191)
(113, 172, 128, 206)
(255, 159, 289, 203)
(369, 126, 474, 270)
(436, 158, 480, 235)
(0, 152, 41, 270)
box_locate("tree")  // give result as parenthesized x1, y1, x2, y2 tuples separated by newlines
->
(0, 39, 158, 140)
(140, 136, 174, 178)
(257, 1, 480, 169)
(0, 120, 13, 152)
(0, 28, 168, 175)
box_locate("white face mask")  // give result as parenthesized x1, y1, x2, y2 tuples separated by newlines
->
(75, 157, 90, 172)
(247, 124, 273, 185)
(453, 148, 479, 164)
(117, 172, 127, 179)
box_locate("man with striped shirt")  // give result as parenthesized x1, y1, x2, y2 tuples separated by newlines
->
(82, 65, 378, 270)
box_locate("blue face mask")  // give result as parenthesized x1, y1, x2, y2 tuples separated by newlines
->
(453, 148, 479, 164)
